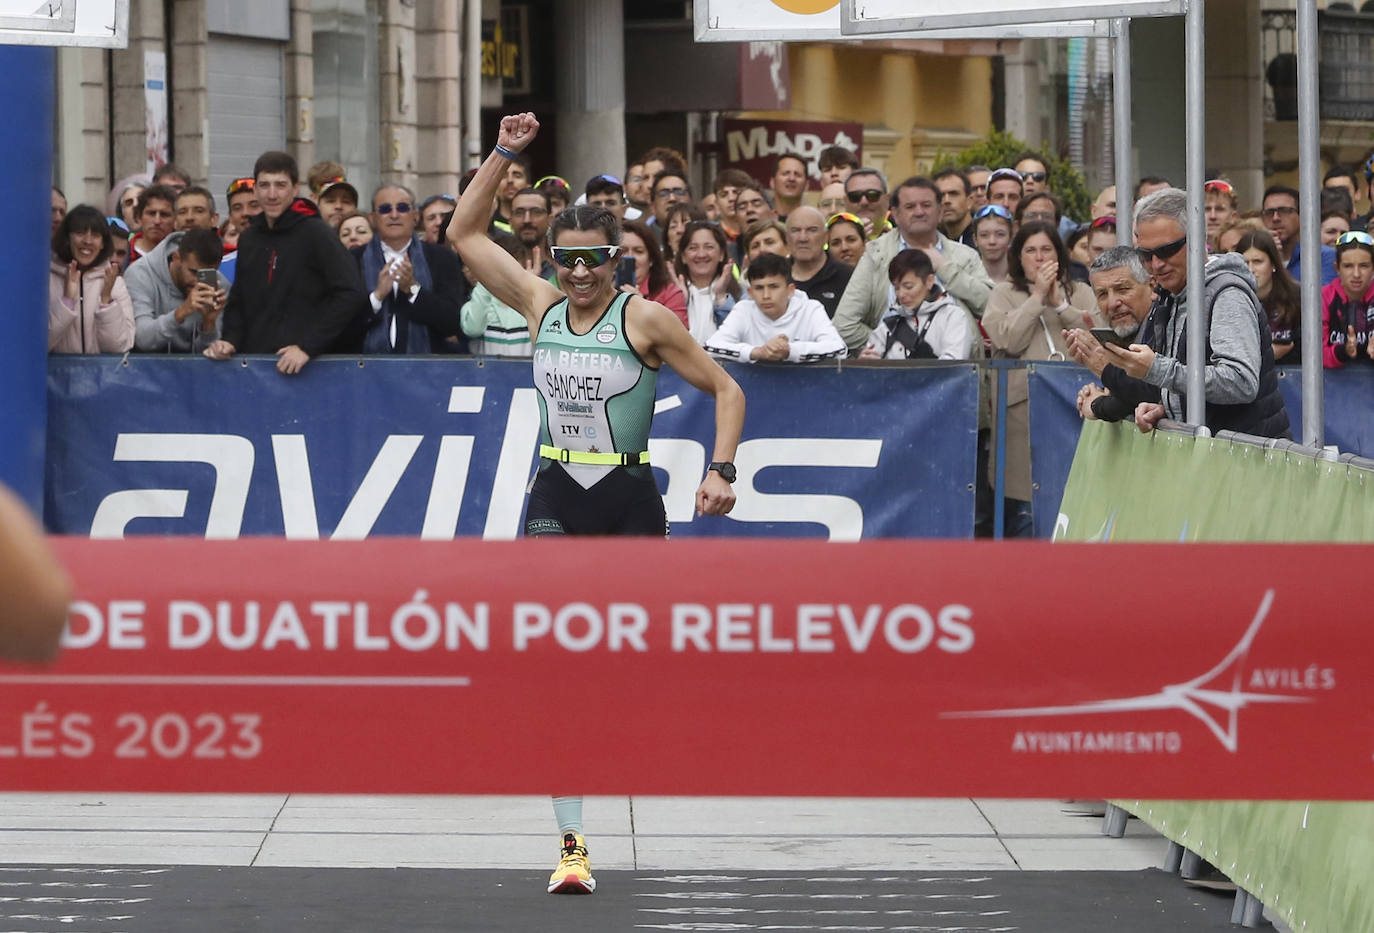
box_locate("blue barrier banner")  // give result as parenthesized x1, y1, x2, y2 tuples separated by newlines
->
(45, 357, 979, 540)
(1275, 365, 1374, 457)
(1026, 361, 1088, 539)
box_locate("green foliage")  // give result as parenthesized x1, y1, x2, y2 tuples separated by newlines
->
(933, 128, 1094, 223)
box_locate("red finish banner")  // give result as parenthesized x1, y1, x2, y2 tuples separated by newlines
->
(4, 539, 1372, 798)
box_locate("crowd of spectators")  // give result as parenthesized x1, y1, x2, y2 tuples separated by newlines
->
(45, 137, 1374, 531)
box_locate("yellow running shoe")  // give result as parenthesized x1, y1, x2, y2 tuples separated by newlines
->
(547, 832, 596, 894)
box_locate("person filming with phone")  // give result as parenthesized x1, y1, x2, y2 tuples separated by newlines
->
(126, 227, 228, 353)
(1063, 189, 1288, 439)
(1062, 245, 1159, 422)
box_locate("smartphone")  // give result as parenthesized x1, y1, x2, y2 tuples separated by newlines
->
(195, 268, 218, 289)
(614, 256, 636, 289)
(1090, 327, 1133, 349)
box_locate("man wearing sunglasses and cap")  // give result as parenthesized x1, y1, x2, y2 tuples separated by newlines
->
(1093, 187, 1289, 439)
(448, 113, 744, 897)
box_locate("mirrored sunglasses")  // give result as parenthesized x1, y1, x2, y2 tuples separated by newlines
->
(226, 177, 256, 198)
(827, 212, 864, 228)
(1337, 230, 1374, 247)
(550, 244, 620, 269)
(974, 204, 1014, 221)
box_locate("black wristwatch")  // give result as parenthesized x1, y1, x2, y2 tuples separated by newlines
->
(708, 461, 736, 483)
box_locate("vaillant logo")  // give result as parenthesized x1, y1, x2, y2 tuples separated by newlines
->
(942, 590, 1327, 753)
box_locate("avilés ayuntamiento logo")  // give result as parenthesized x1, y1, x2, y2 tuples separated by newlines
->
(942, 590, 1315, 753)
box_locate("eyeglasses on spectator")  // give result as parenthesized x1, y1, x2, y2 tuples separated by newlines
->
(1089, 215, 1116, 229)
(550, 244, 621, 269)
(591, 173, 622, 186)
(826, 212, 864, 228)
(1021, 171, 1048, 183)
(225, 177, 255, 198)
(106, 216, 130, 234)
(1204, 179, 1234, 196)
(536, 175, 571, 191)
(375, 201, 413, 215)
(988, 168, 1024, 186)
(1261, 205, 1298, 219)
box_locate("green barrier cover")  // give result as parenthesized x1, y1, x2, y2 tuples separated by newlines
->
(1055, 422, 1374, 933)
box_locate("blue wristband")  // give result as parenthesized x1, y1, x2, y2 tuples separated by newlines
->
(493, 144, 517, 160)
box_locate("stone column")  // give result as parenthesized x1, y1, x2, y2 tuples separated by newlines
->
(55, 48, 112, 204)
(1001, 40, 1040, 148)
(553, 0, 625, 195)
(1204, 0, 1264, 207)
(111, 0, 166, 180)
(379, 0, 419, 192)
(285, 0, 315, 176)
(171, 0, 210, 184)
(415, 2, 462, 198)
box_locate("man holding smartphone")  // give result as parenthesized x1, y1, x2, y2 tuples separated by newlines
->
(127, 227, 229, 353)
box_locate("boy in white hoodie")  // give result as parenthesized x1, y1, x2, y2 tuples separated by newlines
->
(706, 253, 846, 363)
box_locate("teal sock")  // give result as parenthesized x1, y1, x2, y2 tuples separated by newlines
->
(552, 796, 583, 835)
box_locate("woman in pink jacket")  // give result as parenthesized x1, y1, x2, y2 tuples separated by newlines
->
(1321, 231, 1374, 368)
(48, 205, 134, 354)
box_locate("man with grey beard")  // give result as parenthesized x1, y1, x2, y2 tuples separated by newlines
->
(1063, 245, 1158, 421)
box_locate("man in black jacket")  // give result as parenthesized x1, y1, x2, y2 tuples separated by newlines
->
(338, 183, 468, 354)
(204, 151, 366, 374)
(1065, 245, 1159, 422)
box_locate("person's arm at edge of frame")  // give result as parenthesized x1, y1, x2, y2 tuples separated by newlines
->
(445, 112, 560, 324)
(635, 298, 744, 517)
(0, 483, 72, 664)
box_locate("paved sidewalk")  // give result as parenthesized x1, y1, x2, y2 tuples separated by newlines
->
(0, 795, 1166, 870)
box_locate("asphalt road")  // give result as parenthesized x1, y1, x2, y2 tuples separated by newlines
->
(0, 865, 1268, 932)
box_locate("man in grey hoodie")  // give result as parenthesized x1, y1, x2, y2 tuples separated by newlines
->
(127, 228, 228, 353)
(1098, 187, 1290, 438)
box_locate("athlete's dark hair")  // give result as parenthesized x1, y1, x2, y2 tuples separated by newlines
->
(745, 251, 793, 284)
(51, 204, 113, 268)
(621, 218, 672, 296)
(548, 205, 621, 250)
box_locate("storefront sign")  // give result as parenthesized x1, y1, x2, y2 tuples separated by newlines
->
(721, 118, 863, 189)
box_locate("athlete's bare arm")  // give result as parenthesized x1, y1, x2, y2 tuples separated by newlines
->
(447, 112, 561, 325)
(0, 483, 72, 664)
(627, 297, 744, 517)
